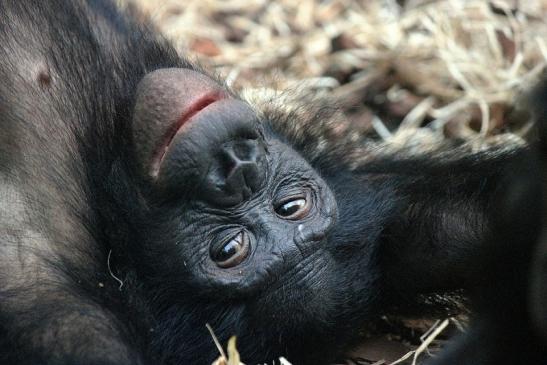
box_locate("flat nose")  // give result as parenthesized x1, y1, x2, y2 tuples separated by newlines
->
(222, 140, 262, 189)
(203, 138, 266, 206)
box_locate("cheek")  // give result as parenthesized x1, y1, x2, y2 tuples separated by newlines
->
(192, 253, 288, 296)
(136, 212, 211, 277)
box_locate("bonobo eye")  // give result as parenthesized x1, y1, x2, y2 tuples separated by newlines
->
(275, 195, 310, 220)
(210, 231, 250, 268)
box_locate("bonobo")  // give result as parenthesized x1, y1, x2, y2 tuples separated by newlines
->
(0, 1, 533, 364)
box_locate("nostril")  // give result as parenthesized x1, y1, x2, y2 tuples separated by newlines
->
(219, 150, 238, 180)
(221, 140, 260, 177)
(226, 140, 259, 163)
(201, 138, 265, 206)
(232, 140, 259, 162)
(217, 140, 264, 198)
(225, 161, 260, 201)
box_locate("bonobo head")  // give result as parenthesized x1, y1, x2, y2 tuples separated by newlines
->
(131, 68, 337, 306)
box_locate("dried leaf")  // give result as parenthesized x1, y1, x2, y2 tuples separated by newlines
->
(227, 336, 242, 365)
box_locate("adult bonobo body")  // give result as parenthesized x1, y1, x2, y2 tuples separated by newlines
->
(0, 1, 530, 364)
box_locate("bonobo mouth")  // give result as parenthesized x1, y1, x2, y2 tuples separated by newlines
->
(151, 91, 227, 178)
(132, 68, 261, 187)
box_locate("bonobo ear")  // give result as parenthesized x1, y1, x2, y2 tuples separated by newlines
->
(366, 143, 531, 295)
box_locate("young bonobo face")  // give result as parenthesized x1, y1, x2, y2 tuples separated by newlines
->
(132, 68, 337, 300)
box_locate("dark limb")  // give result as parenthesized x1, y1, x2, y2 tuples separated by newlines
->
(356, 142, 532, 295)
(421, 78, 547, 364)
(1, 286, 143, 365)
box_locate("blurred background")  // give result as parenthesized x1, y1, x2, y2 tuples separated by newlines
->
(125, 0, 547, 147)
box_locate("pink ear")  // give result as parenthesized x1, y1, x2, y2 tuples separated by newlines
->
(132, 68, 229, 178)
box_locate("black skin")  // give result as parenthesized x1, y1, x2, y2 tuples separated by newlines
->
(0, 1, 535, 364)
(427, 78, 547, 365)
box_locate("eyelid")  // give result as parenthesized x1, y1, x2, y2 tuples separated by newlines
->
(276, 193, 305, 205)
(274, 184, 311, 202)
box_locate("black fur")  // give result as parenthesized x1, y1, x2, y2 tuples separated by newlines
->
(0, 1, 537, 364)
(426, 77, 547, 365)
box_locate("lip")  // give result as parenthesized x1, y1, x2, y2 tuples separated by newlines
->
(150, 91, 227, 178)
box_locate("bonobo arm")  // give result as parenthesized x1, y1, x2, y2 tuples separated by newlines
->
(357, 144, 529, 295)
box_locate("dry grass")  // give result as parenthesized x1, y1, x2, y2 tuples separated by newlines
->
(121, 0, 547, 363)
(128, 0, 547, 144)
